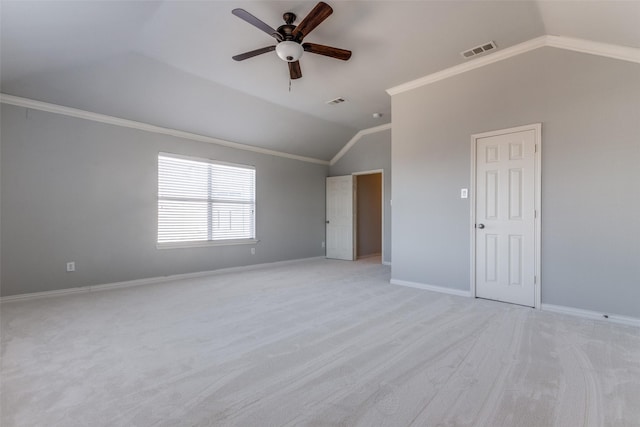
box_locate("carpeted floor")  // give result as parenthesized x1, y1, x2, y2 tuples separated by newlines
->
(1, 257, 639, 427)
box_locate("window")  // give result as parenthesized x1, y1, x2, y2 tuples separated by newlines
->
(158, 153, 256, 246)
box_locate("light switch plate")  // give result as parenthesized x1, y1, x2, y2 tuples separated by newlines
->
(461, 188, 468, 199)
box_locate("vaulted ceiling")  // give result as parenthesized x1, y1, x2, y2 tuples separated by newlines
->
(2, 1, 639, 161)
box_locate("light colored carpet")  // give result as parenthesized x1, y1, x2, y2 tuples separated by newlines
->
(1, 257, 639, 427)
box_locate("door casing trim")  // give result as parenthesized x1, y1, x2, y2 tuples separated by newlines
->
(469, 123, 542, 309)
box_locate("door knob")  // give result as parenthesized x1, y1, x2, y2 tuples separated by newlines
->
(477, 224, 485, 229)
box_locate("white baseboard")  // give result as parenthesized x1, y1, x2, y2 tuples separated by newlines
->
(0, 256, 325, 303)
(390, 279, 472, 298)
(541, 304, 640, 328)
(382, 261, 392, 266)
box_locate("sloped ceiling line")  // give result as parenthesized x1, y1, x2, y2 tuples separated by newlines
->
(330, 123, 392, 166)
(387, 35, 640, 96)
(545, 35, 640, 63)
(0, 94, 330, 166)
(3, 37, 638, 167)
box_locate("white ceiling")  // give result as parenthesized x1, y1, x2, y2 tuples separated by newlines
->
(2, 1, 639, 161)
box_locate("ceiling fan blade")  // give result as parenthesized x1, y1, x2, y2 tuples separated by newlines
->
(302, 43, 351, 61)
(232, 46, 276, 61)
(232, 9, 282, 41)
(292, 2, 333, 41)
(288, 61, 302, 80)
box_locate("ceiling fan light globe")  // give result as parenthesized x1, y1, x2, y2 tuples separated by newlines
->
(276, 41, 303, 62)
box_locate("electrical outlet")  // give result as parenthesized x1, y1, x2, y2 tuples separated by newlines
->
(66, 262, 75, 272)
(460, 188, 468, 199)
(321, 241, 325, 248)
(250, 247, 255, 255)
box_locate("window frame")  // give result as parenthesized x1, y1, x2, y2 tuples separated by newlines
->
(156, 152, 258, 249)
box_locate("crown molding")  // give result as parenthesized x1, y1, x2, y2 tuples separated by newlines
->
(0, 94, 330, 166)
(387, 35, 640, 96)
(386, 36, 547, 96)
(330, 122, 392, 166)
(545, 35, 640, 64)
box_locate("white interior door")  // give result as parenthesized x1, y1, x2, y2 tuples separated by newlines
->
(326, 175, 354, 260)
(475, 128, 537, 307)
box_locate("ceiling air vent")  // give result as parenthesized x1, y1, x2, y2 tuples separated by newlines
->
(326, 97, 346, 105)
(461, 41, 497, 59)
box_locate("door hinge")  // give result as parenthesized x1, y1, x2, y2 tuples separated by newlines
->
(534, 144, 538, 153)
(534, 275, 537, 284)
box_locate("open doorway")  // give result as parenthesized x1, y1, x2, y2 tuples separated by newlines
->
(354, 171, 383, 263)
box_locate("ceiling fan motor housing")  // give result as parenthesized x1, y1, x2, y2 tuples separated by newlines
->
(276, 41, 303, 62)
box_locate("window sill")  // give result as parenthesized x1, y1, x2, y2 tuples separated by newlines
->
(157, 239, 259, 250)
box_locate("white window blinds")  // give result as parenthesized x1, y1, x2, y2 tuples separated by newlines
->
(158, 153, 256, 244)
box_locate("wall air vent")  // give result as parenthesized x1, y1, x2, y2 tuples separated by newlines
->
(326, 97, 346, 105)
(461, 41, 497, 59)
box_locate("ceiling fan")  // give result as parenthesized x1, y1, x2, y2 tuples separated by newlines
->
(231, 2, 352, 80)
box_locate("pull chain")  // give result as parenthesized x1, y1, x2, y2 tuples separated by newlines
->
(289, 78, 292, 92)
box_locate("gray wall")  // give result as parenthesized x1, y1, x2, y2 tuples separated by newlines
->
(356, 173, 382, 258)
(391, 47, 640, 318)
(1, 104, 328, 297)
(330, 129, 391, 264)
